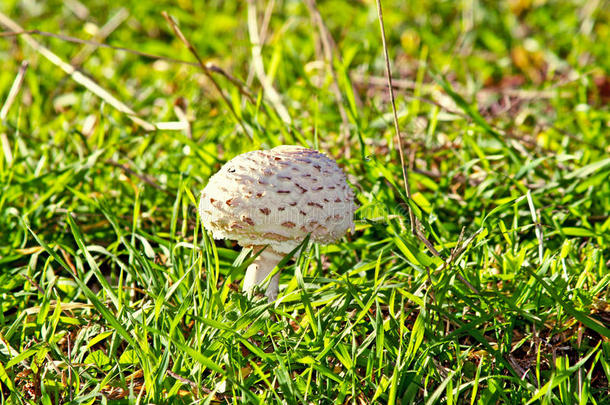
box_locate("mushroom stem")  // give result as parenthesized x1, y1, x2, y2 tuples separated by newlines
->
(243, 246, 284, 301)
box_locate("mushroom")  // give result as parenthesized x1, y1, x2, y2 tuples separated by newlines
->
(199, 145, 356, 300)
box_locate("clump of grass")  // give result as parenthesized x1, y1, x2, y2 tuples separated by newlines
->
(1, 1, 609, 403)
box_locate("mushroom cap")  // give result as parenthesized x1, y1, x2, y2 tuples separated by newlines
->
(199, 145, 356, 253)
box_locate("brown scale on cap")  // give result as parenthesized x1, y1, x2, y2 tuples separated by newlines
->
(199, 145, 356, 254)
(262, 232, 289, 241)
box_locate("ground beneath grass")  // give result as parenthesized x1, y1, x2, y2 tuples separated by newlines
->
(1, 0, 609, 403)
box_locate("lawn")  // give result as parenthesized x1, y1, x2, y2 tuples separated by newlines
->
(1, 0, 609, 403)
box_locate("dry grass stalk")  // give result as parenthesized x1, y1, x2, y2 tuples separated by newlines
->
(0, 12, 156, 131)
(247, 0, 292, 125)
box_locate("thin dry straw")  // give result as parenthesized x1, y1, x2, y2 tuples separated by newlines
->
(0, 60, 28, 121)
(373, 0, 415, 231)
(161, 11, 251, 137)
(0, 29, 254, 104)
(374, 1, 442, 257)
(304, 0, 352, 157)
(1, 60, 28, 167)
(0, 12, 156, 131)
(247, 0, 292, 125)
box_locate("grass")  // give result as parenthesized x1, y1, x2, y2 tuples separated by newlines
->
(1, 0, 609, 403)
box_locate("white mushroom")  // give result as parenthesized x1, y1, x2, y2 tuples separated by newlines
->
(199, 145, 356, 300)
